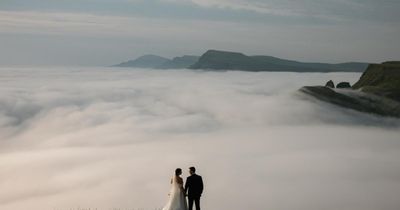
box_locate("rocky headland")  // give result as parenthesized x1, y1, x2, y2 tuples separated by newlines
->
(300, 62, 400, 118)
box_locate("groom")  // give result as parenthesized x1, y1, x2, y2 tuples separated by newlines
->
(185, 167, 204, 210)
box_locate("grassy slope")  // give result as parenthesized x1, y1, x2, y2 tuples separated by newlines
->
(353, 62, 400, 101)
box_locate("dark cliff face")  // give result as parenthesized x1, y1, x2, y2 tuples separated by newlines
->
(352, 62, 400, 101)
(190, 50, 368, 72)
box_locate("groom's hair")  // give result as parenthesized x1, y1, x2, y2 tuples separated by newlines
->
(175, 168, 182, 175)
(189, 167, 196, 173)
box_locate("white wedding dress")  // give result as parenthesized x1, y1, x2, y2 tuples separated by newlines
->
(162, 176, 188, 210)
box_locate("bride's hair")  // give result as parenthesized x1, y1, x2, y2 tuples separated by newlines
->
(175, 168, 182, 176)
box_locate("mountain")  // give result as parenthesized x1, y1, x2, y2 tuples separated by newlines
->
(190, 50, 368, 72)
(113, 55, 170, 68)
(158, 55, 199, 69)
(113, 55, 199, 69)
(299, 62, 400, 118)
(113, 49, 368, 72)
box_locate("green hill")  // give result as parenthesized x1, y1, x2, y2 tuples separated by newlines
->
(352, 62, 400, 101)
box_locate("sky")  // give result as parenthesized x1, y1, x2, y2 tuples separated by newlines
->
(1, 67, 400, 210)
(0, 0, 399, 66)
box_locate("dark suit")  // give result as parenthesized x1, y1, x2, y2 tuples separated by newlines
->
(185, 174, 204, 210)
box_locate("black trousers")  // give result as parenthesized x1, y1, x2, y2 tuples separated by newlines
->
(188, 196, 200, 210)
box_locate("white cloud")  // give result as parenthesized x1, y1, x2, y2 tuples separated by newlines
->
(0, 10, 270, 50)
(164, 0, 400, 22)
(0, 10, 171, 37)
(0, 10, 240, 39)
(163, 0, 303, 16)
(0, 67, 400, 210)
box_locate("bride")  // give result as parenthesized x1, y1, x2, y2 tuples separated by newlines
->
(162, 168, 188, 210)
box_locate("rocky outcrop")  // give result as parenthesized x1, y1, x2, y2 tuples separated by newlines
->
(325, 80, 335, 88)
(299, 62, 400, 117)
(336, 82, 351, 89)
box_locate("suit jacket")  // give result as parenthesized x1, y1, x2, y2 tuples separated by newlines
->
(185, 174, 204, 198)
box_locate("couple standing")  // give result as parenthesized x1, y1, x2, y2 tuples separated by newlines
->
(162, 167, 204, 210)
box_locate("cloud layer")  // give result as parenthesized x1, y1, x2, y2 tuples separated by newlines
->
(175, 0, 400, 22)
(0, 67, 400, 210)
(2, 0, 400, 23)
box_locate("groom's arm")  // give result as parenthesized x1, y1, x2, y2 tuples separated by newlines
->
(199, 176, 204, 195)
(184, 177, 190, 195)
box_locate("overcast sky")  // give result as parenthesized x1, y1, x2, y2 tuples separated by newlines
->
(0, 0, 399, 66)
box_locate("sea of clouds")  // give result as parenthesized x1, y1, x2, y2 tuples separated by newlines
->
(0, 67, 399, 210)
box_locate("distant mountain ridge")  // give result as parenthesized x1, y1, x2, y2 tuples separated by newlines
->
(190, 50, 368, 72)
(113, 55, 199, 69)
(114, 55, 170, 68)
(113, 49, 368, 72)
(159, 55, 200, 69)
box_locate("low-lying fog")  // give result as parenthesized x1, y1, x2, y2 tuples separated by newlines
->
(0, 67, 399, 210)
